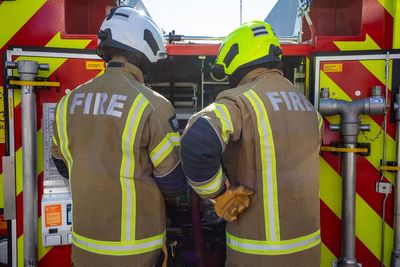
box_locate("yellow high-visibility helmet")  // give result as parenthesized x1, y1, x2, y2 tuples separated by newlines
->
(216, 21, 282, 76)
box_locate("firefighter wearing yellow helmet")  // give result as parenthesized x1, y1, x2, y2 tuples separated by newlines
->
(181, 21, 323, 266)
(51, 6, 186, 267)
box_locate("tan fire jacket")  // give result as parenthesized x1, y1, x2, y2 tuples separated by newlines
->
(182, 68, 323, 267)
(51, 61, 185, 267)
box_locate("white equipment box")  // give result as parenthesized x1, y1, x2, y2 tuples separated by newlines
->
(42, 103, 72, 247)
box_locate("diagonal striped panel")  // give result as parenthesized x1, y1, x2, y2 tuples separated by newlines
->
(0, 0, 47, 49)
(321, 243, 337, 267)
(320, 157, 393, 266)
(334, 34, 389, 86)
(377, 0, 395, 16)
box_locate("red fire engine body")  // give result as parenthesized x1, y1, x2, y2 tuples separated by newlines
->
(0, 0, 399, 266)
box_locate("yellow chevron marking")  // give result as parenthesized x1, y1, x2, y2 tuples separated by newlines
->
(16, 148, 22, 195)
(38, 217, 51, 260)
(18, 235, 23, 267)
(334, 34, 381, 51)
(13, 32, 92, 107)
(321, 242, 336, 267)
(394, 0, 400, 48)
(0, 0, 46, 49)
(377, 0, 395, 17)
(320, 157, 393, 266)
(320, 71, 396, 182)
(320, 158, 342, 218)
(334, 34, 390, 86)
(356, 193, 393, 266)
(16, 129, 44, 195)
(95, 69, 105, 77)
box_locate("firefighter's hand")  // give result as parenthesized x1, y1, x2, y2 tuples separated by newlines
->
(212, 185, 254, 222)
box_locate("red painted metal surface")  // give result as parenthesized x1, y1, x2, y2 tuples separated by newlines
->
(0, 0, 396, 266)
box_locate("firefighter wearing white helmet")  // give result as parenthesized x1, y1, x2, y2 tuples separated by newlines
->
(181, 21, 323, 266)
(51, 6, 186, 267)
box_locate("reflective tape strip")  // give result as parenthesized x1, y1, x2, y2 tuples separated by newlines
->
(56, 94, 73, 175)
(120, 94, 149, 241)
(244, 90, 280, 241)
(52, 135, 57, 146)
(150, 132, 180, 167)
(189, 166, 223, 196)
(317, 112, 323, 132)
(211, 103, 233, 143)
(72, 230, 166, 256)
(226, 230, 321, 255)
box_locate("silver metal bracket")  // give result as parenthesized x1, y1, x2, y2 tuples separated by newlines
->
(332, 260, 362, 267)
(376, 181, 392, 194)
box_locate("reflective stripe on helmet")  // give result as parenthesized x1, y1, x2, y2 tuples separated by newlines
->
(244, 89, 280, 241)
(120, 93, 149, 241)
(226, 230, 321, 255)
(72, 230, 166, 256)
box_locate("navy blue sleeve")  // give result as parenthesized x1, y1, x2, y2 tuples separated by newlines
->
(153, 162, 187, 199)
(181, 117, 225, 198)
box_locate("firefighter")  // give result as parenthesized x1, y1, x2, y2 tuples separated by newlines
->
(181, 21, 323, 267)
(51, 6, 186, 267)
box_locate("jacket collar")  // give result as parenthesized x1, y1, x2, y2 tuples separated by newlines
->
(238, 68, 283, 86)
(106, 60, 144, 83)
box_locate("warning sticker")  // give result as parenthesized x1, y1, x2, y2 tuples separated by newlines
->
(323, 63, 343, 73)
(45, 204, 62, 227)
(86, 61, 105, 70)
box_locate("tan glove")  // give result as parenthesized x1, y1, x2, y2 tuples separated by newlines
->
(213, 184, 254, 222)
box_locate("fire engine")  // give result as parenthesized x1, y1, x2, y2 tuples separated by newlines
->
(0, 0, 399, 266)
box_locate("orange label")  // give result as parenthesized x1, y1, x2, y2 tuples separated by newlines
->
(86, 61, 104, 70)
(323, 63, 343, 73)
(45, 204, 62, 227)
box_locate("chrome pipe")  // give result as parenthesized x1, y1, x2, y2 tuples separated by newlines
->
(17, 60, 41, 267)
(337, 144, 358, 267)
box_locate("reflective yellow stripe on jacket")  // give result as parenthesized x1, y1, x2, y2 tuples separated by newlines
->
(188, 166, 224, 197)
(226, 230, 321, 255)
(56, 94, 73, 175)
(244, 90, 280, 241)
(210, 103, 233, 144)
(72, 230, 166, 256)
(150, 132, 180, 167)
(120, 94, 149, 242)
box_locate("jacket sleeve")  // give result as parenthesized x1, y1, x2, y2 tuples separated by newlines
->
(146, 102, 187, 198)
(51, 101, 69, 179)
(181, 98, 242, 199)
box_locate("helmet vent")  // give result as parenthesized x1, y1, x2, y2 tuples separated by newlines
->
(252, 26, 268, 37)
(144, 29, 160, 56)
(114, 12, 130, 19)
(223, 43, 239, 68)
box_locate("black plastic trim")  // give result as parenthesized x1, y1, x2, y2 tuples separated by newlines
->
(223, 43, 239, 69)
(144, 29, 160, 56)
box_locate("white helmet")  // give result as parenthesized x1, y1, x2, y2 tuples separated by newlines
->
(97, 6, 167, 74)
